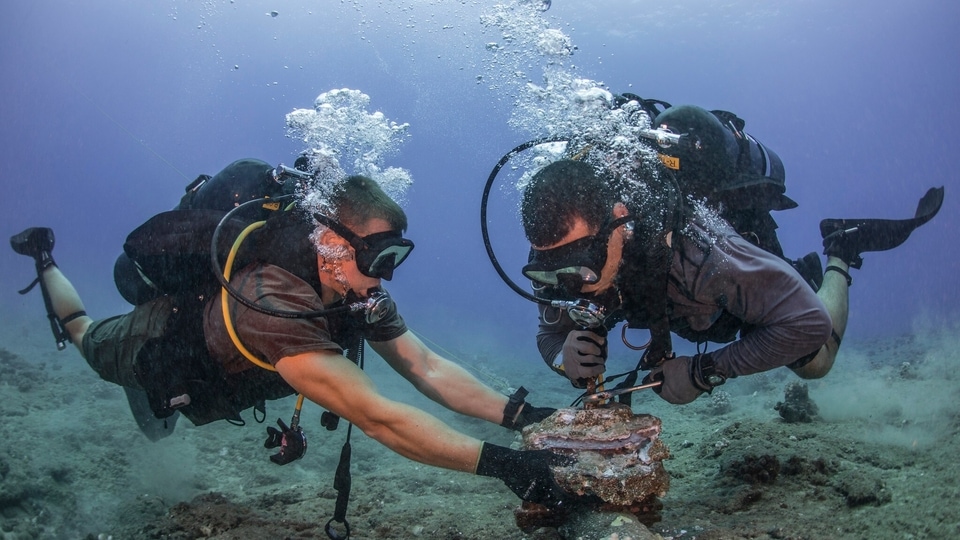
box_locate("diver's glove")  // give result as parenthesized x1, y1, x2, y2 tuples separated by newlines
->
(511, 404, 556, 431)
(475, 442, 574, 508)
(642, 353, 726, 405)
(501, 386, 556, 431)
(556, 329, 607, 388)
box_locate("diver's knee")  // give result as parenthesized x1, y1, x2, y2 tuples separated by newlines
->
(791, 364, 829, 380)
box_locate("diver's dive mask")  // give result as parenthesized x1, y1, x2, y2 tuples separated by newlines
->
(525, 215, 632, 330)
(314, 214, 415, 280)
(522, 215, 633, 295)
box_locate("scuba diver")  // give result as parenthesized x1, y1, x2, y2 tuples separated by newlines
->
(484, 97, 944, 404)
(10, 158, 580, 530)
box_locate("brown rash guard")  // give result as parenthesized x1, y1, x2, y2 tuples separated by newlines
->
(204, 262, 407, 375)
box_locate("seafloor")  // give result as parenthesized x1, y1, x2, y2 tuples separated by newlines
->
(1, 319, 958, 539)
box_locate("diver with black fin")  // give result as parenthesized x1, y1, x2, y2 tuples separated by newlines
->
(11, 226, 179, 440)
(484, 96, 946, 405)
(11, 227, 86, 351)
(787, 185, 945, 380)
(11, 160, 580, 518)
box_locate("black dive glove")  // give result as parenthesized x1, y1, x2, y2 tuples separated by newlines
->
(476, 442, 574, 507)
(501, 387, 556, 431)
(512, 404, 556, 431)
(642, 353, 726, 405)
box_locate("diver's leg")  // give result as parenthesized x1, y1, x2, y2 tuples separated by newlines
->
(82, 297, 180, 440)
(794, 187, 944, 379)
(791, 257, 849, 379)
(40, 265, 94, 350)
(11, 227, 93, 351)
(13, 227, 178, 440)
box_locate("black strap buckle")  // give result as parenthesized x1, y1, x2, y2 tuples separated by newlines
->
(500, 386, 529, 428)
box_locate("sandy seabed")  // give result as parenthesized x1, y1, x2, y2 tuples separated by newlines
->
(2, 319, 959, 540)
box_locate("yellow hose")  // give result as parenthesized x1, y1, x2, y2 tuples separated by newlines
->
(220, 202, 304, 421)
(220, 220, 275, 372)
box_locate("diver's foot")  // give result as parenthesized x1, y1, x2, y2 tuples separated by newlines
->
(819, 186, 944, 269)
(10, 227, 56, 270)
(820, 227, 867, 269)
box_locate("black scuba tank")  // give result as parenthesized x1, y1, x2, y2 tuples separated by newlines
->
(114, 159, 293, 305)
(177, 158, 288, 213)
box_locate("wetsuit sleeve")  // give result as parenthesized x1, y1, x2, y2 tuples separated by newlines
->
(677, 231, 832, 378)
(535, 303, 577, 374)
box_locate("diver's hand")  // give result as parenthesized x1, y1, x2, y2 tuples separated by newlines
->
(642, 355, 703, 405)
(558, 329, 607, 387)
(511, 403, 556, 431)
(475, 442, 574, 508)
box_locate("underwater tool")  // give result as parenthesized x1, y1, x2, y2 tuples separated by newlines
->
(581, 380, 662, 405)
(264, 395, 307, 465)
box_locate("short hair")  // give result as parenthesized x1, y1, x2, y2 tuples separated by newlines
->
(520, 160, 614, 247)
(330, 175, 408, 232)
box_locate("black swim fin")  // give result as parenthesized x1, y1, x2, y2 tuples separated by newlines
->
(124, 387, 179, 442)
(820, 186, 944, 268)
(11, 226, 56, 270)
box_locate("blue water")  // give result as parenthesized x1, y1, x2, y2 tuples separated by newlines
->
(2, 0, 958, 366)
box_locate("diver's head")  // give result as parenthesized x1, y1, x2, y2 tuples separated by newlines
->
(314, 175, 414, 299)
(520, 160, 631, 300)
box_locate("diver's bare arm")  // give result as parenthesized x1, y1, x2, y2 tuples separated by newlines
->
(275, 350, 481, 472)
(370, 331, 510, 425)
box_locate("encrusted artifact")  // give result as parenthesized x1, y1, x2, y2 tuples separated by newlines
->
(514, 404, 670, 530)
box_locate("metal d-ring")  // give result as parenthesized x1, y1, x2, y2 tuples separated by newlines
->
(621, 324, 651, 351)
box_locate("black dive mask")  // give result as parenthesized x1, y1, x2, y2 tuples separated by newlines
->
(314, 214, 414, 280)
(522, 215, 632, 295)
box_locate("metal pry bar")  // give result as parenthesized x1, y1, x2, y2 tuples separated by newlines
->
(582, 380, 663, 403)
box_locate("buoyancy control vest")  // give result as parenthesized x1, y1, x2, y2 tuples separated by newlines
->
(114, 158, 295, 306)
(618, 94, 797, 258)
(113, 159, 311, 425)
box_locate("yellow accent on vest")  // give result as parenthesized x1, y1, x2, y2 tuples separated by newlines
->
(220, 200, 304, 422)
(659, 154, 680, 170)
(220, 220, 276, 372)
(569, 144, 593, 161)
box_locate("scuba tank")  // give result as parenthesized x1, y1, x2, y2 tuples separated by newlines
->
(113, 158, 306, 305)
